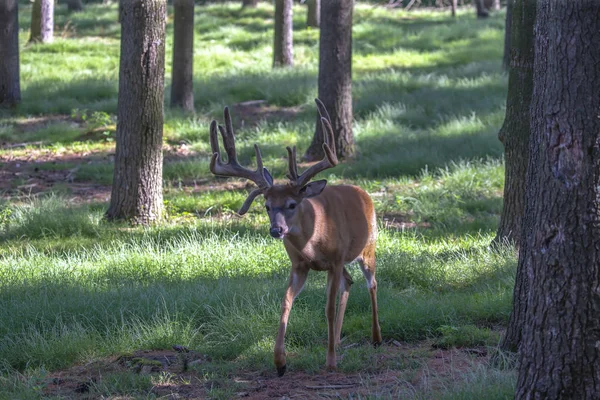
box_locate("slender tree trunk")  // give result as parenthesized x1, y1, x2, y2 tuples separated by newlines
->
(304, 0, 354, 161)
(242, 0, 259, 8)
(170, 0, 194, 113)
(515, 1, 600, 397)
(450, 0, 457, 17)
(306, 0, 320, 28)
(474, 0, 489, 18)
(494, 0, 535, 353)
(106, 0, 167, 224)
(502, 0, 512, 71)
(0, 0, 20, 108)
(273, 0, 293, 68)
(66, 0, 84, 12)
(30, 0, 54, 43)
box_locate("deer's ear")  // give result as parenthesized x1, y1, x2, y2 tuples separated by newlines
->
(264, 168, 273, 186)
(299, 180, 327, 198)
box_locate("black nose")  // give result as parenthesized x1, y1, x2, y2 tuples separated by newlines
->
(270, 227, 282, 238)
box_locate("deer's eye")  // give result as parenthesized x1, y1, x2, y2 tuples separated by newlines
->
(288, 203, 296, 210)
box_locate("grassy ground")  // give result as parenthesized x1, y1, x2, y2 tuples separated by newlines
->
(0, 2, 516, 398)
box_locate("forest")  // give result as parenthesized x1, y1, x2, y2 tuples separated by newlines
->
(0, 0, 598, 399)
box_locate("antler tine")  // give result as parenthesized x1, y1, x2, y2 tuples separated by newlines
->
(292, 101, 339, 188)
(209, 108, 271, 191)
(286, 146, 298, 181)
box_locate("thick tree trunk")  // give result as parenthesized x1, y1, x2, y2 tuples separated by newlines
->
(494, 0, 535, 353)
(242, 0, 258, 8)
(515, 1, 600, 398)
(273, 0, 293, 67)
(306, 0, 320, 28)
(66, 0, 84, 12)
(450, 0, 457, 17)
(0, 0, 20, 108)
(30, 0, 54, 43)
(502, 0, 512, 71)
(304, 0, 354, 161)
(106, 0, 167, 224)
(170, 0, 194, 113)
(485, 0, 500, 11)
(474, 0, 489, 18)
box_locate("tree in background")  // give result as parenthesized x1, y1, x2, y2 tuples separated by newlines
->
(450, 0, 457, 17)
(242, 0, 259, 8)
(515, 1, 600, 396)
(106, 0, 167, 224)
(30, 0, 54, 43)
(170, 0, 195, 113)
(306, 0, 320, 28)
(0, 0, 20, 107)
(494, 0, 535, 353)
(273, 0, 293, 67)
(66, 0, 84, 12)
(304, 0, 354, 161)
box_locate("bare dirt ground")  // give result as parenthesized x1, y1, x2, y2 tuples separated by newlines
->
(42, 342, 490, 399)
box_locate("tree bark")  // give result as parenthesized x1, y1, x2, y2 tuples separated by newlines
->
(170, 0, 194, 113)
(0, 0, 20, 108)
(30, 0, 54, 43)
(242, 0, 259, 8)
(502, 0, 512, 71)
(450, 0, 457, 17)
(306, 0, 320, 28)
(273, 0, 293, 68)
(66, 0, 84, 12)
(106, 0, 167, 224)
(474, 0, 489, 18)
(494, 0, 535, 353)
(304, 0, 354, 161)
(515, 0, 600, 398)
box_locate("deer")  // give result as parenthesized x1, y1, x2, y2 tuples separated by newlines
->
(208, 99, 382, 376)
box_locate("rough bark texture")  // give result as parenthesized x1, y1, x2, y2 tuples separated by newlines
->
(304, 0, 354, 161)
(170, 0, 194, 113)
(242, 0, 259, 8)
(502, 0, 512, 71)
(30, 0, 54, 43)
(106, 0, 167, 224)
(0, 0, 21, 108)
(273, 0, 293, 67)
(450, 0, 457, 17)
(495, 0, 534, 353)
(306, 0, 320, 28)
(515, 0, 600, 398)
(66, 0, 84, 12)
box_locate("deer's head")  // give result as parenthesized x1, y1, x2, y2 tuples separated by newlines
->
(209, 99, 338, 239)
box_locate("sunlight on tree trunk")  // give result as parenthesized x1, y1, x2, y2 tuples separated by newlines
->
(306, 0, 320, 28)
(273, 0, 293, 67)
(30, 0, 54, 43)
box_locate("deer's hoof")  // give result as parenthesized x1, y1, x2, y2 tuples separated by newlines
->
(277, 364, 286, 377)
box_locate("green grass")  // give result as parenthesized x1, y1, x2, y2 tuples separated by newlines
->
(0, 2, 516, 398)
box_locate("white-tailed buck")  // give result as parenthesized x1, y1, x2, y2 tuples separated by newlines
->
(209, 99, 382, 376)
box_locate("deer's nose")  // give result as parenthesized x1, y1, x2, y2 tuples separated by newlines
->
(270, 227, 283, 238)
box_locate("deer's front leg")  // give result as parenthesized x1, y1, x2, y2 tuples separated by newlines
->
(325, 268, 341, 370)
(274, 265, 308, 377)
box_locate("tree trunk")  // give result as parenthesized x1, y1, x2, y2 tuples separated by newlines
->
(306, 0, 320, 28)
(484, 0, 500, 11)
(30, 0, 54, 43)
(242, 0, 259, 8)
(304, 0, 354, 161)
(273, 0, 293, 68)
(66, 0, 84, 12)
(450, 0, 457, 17)
(106, 0, 167, 224)
(0, 0, 20, 108)
(494, 0, 535, 353)
(474, 0, 489, 18)
(502, 0, 512, 71)
(170, 0, 194, 113)
(515, 0, 600, 398)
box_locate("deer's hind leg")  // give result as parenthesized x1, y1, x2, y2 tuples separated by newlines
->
(358, 244, 382, 346)
(334, 267, 354, 346)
